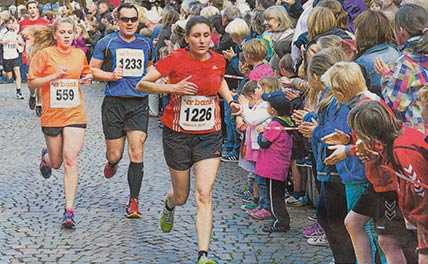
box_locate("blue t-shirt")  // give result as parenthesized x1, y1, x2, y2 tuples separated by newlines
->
(92, 32, 152, 97)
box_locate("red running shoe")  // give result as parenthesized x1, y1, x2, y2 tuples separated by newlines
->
(125, 198, 141, 218)
(103, 162, 118, 179)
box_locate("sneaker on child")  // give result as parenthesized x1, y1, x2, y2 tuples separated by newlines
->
(307, 234, 329, 247)
(220, 152, 239, 162)
(240, 201, 258, 211)
(249, 208, 271, 220)
(285, 196, 308, 207)
(233, 184, 252, 197)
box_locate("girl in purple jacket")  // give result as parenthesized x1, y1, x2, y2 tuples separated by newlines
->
(254, 90, 294, 233)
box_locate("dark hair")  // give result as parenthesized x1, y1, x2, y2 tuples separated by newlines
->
(186, 16, 212, 36)
(117, 3, 139, 19)
(25, 0, 39, 10)
(395, 4, 428, 53)
(354, 10, 394, 53)
(256, 0, 275, 9)
(210, 14, 224, 35)
(348, 100, 402, 147)
(72, 9, 84, 21)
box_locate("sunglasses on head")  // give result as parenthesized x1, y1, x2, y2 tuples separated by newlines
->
(119, 16, 138, 23)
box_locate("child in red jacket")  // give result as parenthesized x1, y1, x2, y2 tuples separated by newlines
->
(349, 100, 428, 263)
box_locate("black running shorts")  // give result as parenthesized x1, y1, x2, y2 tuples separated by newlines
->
(102, 96, 149, 140)
(42, 124, 86, 137)
(352, 184, 412, 235)
(3, 58, 20, 73)
(162, 126, 223, 171)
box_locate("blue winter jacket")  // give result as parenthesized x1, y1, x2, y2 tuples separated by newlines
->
(304, 87, 367, 184)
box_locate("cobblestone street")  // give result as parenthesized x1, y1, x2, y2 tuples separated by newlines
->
(0, 82, 333, 263)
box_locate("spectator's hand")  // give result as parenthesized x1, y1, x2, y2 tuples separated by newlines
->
(324, 145, 347, 165)
(280, 77, 293, 88)
(321, 129, 350, 145)
(80, 73, 93, 85)
(298, 118, 317, 138)
(256, 125, 265, 133)
(222, 47, 236, 61)
(292, 108, 310, 125)
(173, 75, 198, 94)
(355, 140, 380, 164)
(285, 89, 300, 101)
(153, 38, 158, 46)
(112, 63, 123, 81)
(374, 56, 393, 75)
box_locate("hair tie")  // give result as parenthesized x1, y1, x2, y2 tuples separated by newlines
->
(423, 28, 428, 34)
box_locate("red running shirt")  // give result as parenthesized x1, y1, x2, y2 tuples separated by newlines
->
(155, 48, 226, 134)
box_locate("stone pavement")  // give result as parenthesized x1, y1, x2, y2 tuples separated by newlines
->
(0, 82, 333, 264)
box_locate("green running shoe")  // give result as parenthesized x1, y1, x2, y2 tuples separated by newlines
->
(197, 256, 215, 264)
(160, 195, 175, 233)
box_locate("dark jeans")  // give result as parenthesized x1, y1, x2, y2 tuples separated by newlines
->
(222, 100, 240, 155)
(317, 181, 356, 264)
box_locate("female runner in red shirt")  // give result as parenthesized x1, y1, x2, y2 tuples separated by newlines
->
(137, 16, 240, 264)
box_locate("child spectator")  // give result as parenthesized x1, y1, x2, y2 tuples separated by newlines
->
(324, 61, 418, 263)
(374, 4, 428, 134)
(239, 76, 281, 220)
(0, 16, 24, 99)
(242, 38, 273, 81)
(299, 52, 356, 262)
(369, 0, 382, 11)
(236, 81, 258, 210)
(276, 53, 308, 206)
(255, 90, 293, 232)
(348, 100, 428, 264)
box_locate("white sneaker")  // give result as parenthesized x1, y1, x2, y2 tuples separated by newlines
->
(307, 234, 329, 247)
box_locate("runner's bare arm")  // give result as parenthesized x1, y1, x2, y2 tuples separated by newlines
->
(28, 65, 67, 91)
(218, 78, 241, 114)
(89, 58, 123, 81)
(136, 66, 198, 95)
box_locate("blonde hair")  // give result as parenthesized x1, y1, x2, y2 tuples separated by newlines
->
(307, 7, 336, 40)
(27, 17, 75, 59)
(327, 62, 367, 99)
(258, 76, 281, 94)
(225, 18, 250, 37)
(418, 85, 428, 104)
(318, 0, 348, 31)
(200, 6, 219, 18)
(316, 35, 342, 50)
(242, 38, 267, 62)
(263, 5, 292, 32)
